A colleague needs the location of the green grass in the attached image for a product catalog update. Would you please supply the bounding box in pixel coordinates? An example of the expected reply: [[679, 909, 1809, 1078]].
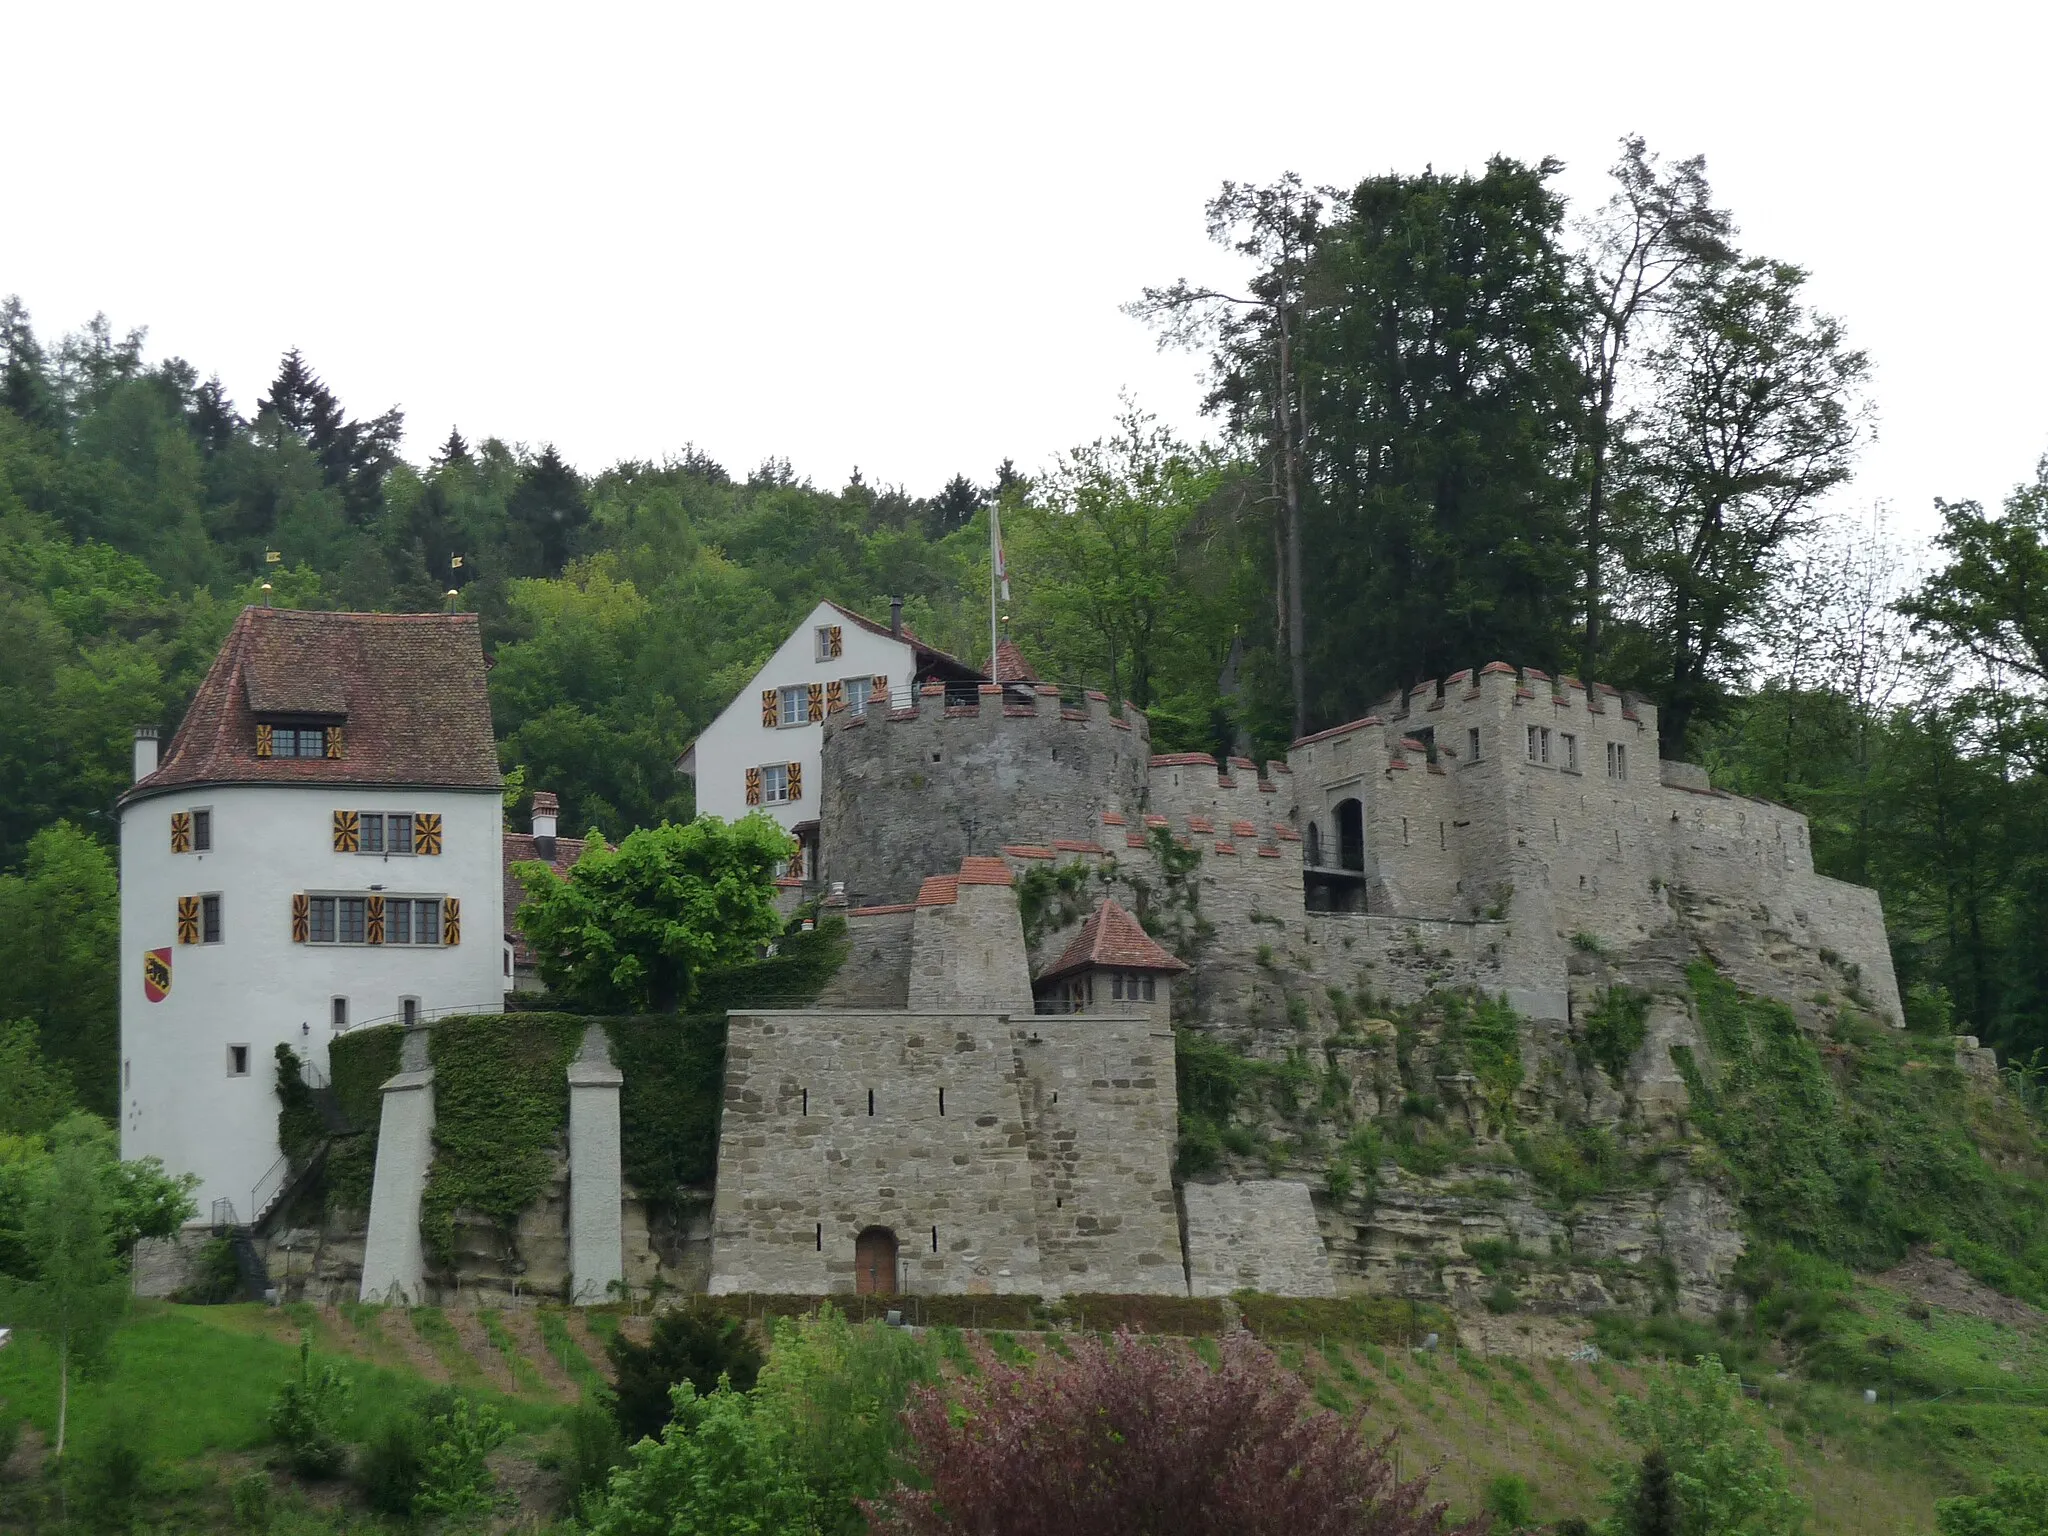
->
[[480, 1307, 552, 1395], [537, 1306, 607, 1393], [0, 1302, 566, 1467]]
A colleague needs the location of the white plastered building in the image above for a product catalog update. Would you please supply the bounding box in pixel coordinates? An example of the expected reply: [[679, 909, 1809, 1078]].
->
[[677, 599, 983, 883], [119, 607, 505, 1225]]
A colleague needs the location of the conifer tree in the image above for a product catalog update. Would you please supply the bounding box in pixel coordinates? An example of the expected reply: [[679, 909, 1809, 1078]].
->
[[506, 443, 588, 576]]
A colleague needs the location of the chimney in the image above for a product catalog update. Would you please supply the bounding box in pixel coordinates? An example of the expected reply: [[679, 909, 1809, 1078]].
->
[[889, 596, 904, 638], [531, 791, 559, 860], [133, 726, 160, 784]]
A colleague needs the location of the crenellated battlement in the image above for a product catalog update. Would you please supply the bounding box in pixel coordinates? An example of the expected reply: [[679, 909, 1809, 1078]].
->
[[832, 680, 1152, 739]]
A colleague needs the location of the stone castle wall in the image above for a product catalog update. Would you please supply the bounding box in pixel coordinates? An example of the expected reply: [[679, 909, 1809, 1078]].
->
[[707, 1009, 1185, 1297], [820, 684, 1152, 907]]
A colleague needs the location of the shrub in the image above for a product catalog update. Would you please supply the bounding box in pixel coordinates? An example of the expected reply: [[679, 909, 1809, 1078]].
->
[[1484, 1281, 1521, 1315], [1603, 1356, 1803, 1536], [867, 1330, 1480, 1536], [1580, 986, 1650, 1086], [565, 1397, 626, 1502], [229, 1470, 272, 1530], [267, 1336, 352, 1479], [1485, 1473, 1534, 1529], [609, 1306, 765, 1444], [65, 1409, 152, 1529], [586, 1382, 819, 1535], [356, 1410, 428, 1515], [356, 1389, 512, 1519], [174, 1236, 241, 1304], [753, 1308, 939, 1534], [1936, 1473, 2048, 1536], [415, 1394, 513, 1520]]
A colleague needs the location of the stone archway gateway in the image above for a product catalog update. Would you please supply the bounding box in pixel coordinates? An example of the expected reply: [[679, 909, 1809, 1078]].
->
[[855, 1226, 899, 1295]]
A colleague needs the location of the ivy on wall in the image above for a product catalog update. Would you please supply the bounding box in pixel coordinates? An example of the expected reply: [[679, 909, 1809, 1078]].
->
[[605, 1013, 727, 1202], [420, 1012, 587, 1270], [609, 917, 850, 1210], [321, 919, 850, 1250], [325, 1024, 405, 1212]]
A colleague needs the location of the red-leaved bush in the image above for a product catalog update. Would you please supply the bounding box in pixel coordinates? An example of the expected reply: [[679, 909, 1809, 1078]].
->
[[863, 1329, 1486, 1536]]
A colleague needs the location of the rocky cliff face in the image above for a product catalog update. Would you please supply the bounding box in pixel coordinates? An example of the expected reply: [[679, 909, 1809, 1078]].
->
[[1137, 898, 1892, 1321]]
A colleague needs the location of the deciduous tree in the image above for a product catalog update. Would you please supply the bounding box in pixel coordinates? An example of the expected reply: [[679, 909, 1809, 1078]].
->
[[512, 815, 791, 1010], [867, 1329, 1475, 1536]]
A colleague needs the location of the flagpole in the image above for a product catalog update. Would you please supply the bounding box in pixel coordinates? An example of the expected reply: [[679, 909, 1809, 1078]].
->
[[989, 504, 1001, 682]]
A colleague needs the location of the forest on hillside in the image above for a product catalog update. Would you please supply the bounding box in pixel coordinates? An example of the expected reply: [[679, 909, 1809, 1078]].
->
[[6, 137, 2048, 1106]]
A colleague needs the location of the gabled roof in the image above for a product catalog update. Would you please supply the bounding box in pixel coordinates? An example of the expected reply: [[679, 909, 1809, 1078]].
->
[[1036, 898, 1189, 985], [123, 607, 501, 805], [822, 600, 983, 681]]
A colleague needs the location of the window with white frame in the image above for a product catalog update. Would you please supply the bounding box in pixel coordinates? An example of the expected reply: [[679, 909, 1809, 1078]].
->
[[760, 762, 791, 804], [227, 1044, 251, 1076], [1607, 741, 1628, 781], [815, 625, 843, 661], [1110, 972, 1158, 1002], [843, 676, 873, 716], [331, 997, 348, 1029], [201, 893, 222, 944], [193, 808, 212, 851], [777, 686, 807, 727], [1561, 733, 1578, 772], [1467, 727, 1481, 761], [1526, 725, 1552, 764]]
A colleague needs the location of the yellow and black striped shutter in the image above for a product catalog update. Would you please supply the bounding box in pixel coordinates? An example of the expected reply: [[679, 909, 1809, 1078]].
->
[[873, 674, 888, 696], [414, 813, 443, 856], [332, 809, 359, 853], [761, 689, 778, 727], [291, 893, 310, 943], [176, 896, 200, 945], [786, 761, 803, 801], [325, 725, 344, 759], [255, 723, 273, 758], [744, 766, 763, 806], [825, 680, 845, 714], [442, 895, 461, 946], [366, 895, 385, 945], [170, 812, 192, 853], [806, 682, 824, 723], [827, 624, 843, 658]]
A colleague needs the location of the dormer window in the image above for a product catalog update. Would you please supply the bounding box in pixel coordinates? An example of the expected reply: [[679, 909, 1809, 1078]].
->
[[258, 722, 341, 759]]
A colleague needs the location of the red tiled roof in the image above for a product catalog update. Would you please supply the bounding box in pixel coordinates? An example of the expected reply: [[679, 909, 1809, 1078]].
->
[[504, 829, 596, 963], [917, 874, 959, 907], [991, 637, 1039, 684], [1037, 898, 1189, 984], [851, 903, 917, 916], [124, 607, 500, 805], [958, 855, 1014, 886], [1151, 753, 1219, 768], [1001, 844, 1056, 859]]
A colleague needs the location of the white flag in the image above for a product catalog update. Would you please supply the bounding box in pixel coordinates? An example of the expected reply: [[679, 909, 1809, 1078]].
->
[[992, 505, 1010, 602]]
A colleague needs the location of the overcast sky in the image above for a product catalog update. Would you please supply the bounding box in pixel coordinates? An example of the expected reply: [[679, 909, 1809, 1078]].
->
[[9, 3, 2044, 546]]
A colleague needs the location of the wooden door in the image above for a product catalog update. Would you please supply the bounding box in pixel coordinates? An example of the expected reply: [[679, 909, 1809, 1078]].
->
[[854, 1227, 898, 1296]]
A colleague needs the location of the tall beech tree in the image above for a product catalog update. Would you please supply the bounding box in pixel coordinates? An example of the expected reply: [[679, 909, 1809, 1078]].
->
[[1573, 136, 1734, 674], [1616, 253, 1869, 755]]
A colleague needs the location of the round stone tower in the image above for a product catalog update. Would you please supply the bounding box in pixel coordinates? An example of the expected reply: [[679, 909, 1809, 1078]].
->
[[820, 682, 1151, 906]]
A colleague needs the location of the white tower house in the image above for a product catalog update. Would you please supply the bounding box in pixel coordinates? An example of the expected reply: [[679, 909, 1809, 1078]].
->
[[118, 607, 505, 1224]]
